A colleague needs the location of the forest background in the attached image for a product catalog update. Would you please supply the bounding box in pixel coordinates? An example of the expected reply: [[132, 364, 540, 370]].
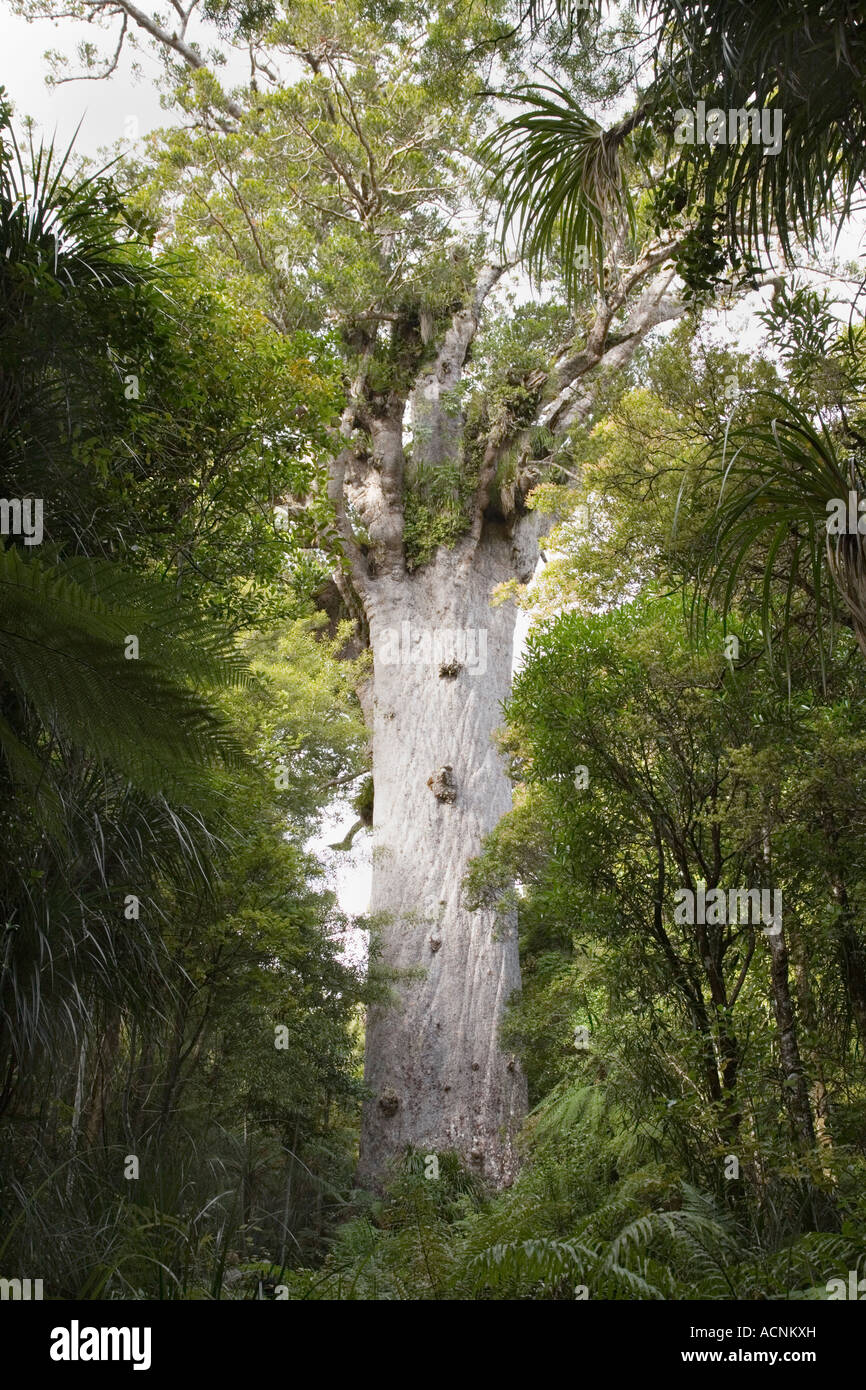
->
[[1, 0, 866, 1300]]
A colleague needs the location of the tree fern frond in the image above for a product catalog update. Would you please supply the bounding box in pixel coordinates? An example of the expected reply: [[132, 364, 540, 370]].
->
[[0, 546, 249, 803]]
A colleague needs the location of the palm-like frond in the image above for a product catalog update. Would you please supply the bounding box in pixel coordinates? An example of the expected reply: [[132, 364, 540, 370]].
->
[[480, 81, 637, 294], [0, 113, 258, 1097], [462, 1179, 738, 1298], [0, 548, 251, 1075], [0, 547, 248, 804], [464, 1236, 599, 1294], [683, 390, 864, 672], [489, 1, 866, 285], [651, 0, 866, 263], [0, 120, 151, 292]]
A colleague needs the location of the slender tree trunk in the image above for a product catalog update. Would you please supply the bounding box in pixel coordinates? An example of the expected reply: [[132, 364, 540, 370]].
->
[[67, 1035, 88, 1195], [357, 527, 536, 1186], [762, 830, 815, 1147], [819, 810, 866, 1049], [84, 1012, 121, 1148], [765, 927, 816, 1146], [829, 873, 866, 1050], [788, 918, 833, 1173]]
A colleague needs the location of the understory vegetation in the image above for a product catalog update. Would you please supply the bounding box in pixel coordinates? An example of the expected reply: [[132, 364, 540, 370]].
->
[[2, 0, 866, 1300]]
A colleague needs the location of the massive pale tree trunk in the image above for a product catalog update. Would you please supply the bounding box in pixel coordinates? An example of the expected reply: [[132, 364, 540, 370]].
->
[[357, 526, 540, 1185], [326, 252, 688, 1185]]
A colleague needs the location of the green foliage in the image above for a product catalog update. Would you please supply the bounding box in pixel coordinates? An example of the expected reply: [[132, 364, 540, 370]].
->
[[682, 286, 866, 676], [481, 79, 637, 296], [402, 458, 478, 569], [488, 0, 866, 291], [650, 0, 866, 265], [685, 391, 856, 677], [262, 1137, 866, 1299], [0, 114, 370, 1296], [5, 1, 866, 1307]]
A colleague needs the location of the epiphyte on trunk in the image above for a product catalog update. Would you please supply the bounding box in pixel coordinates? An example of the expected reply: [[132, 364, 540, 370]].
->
[[427, 765, 457, 802]]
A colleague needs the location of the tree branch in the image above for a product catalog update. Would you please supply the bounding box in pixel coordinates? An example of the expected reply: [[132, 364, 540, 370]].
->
[[65, 0, 245, 121]]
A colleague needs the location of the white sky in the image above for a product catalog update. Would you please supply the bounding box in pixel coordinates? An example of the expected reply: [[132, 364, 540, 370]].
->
[[0, 7, 178, 154]]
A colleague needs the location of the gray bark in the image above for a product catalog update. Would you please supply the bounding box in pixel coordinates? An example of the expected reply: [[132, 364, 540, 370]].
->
[[357, 521, 540, 1185], [340, 253, 688, 1188]]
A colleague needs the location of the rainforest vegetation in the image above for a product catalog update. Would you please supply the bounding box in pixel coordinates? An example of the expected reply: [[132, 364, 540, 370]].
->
[[2, 0, 866, 1300]]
